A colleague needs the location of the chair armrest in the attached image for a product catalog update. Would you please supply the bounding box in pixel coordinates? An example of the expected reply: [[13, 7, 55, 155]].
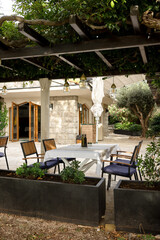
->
[[110, 154, 132, 159], [102, 159, 131, 166], [117, 150, 133, 154], [22, 156, 44, 160]]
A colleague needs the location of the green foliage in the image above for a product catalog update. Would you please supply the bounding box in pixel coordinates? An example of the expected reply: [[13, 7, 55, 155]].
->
[[147, 114, 160, 138], [116, 82, 155, 136], [0, 102, 8, 136], [16, 163, 46, 179], [108, 104, 138, 124], [114, 122, 142, 132], [60, 160, 85, 184], [138, 140, 160, 185]]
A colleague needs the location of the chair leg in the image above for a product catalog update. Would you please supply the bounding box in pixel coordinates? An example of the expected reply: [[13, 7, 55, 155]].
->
[[107, 174, 111, 190], [4, 153, 9, 170], [134, 171, 138, 180], [139, 170, 142, 181]]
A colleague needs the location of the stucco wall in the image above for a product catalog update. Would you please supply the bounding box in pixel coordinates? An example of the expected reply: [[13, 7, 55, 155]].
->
[[49, 96, 79, 145]]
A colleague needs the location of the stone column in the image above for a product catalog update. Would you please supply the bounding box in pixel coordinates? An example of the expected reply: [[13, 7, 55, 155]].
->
[[39, 78, 51, 153]]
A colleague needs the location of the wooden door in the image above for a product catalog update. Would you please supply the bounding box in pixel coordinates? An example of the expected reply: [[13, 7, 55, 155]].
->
[[9, 102, 19, 141]]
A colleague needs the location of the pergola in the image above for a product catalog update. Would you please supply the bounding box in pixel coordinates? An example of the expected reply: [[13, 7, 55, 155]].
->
[[0, 5, 160, 143], [0, 6, 160, 84]]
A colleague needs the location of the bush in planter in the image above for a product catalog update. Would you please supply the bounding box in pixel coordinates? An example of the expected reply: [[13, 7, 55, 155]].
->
[[60, 160, 85, 184], [138, 140, 160, 185], [16, 163, 46, 179]]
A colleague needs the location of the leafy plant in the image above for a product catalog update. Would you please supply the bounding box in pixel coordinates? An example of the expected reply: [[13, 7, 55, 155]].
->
[[146, 113, 160, 138], [114, 122, 142, 132], [138, 140, 160, 185], [60, 160, 85, 184], [16, 163, 46, 179], [0, 101, 8, 136]]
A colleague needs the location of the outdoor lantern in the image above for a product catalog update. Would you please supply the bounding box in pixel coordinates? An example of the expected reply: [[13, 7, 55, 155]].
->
[[79, 74, 87, 89], [63, 78, 70, 92], [110, 77, 117, 99], [2, 85, 7, 95]]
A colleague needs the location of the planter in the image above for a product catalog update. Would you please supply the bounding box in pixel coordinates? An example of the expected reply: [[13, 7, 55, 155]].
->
[[114, 180, 160, 234], [0, 170, 106, 226], [114, 129, 141, 136]]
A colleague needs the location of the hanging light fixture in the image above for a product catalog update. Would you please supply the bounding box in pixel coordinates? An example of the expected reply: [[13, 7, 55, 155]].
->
[[63, 78, 70, 92], [2, 85, 7, 95], [110, 76, 117, 99], [79, 74, 87, 89]]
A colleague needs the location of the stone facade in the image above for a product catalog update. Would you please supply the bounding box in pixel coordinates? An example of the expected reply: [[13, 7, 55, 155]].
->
[[49, 96, 79, 145], [103, 108, 109, 137]]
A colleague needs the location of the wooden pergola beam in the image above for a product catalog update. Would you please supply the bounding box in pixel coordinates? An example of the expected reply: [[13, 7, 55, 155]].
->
[[1, 35, 160, 60], [57, 55, 83, 71], [69, 15, 113, 69], [0, 64, 13, 71], [19, 22, 82, 72], [21, 58, 52, 72], [130, 5, 147, 64], [18, 22, 50, 47], [0, 41, 9, 50]]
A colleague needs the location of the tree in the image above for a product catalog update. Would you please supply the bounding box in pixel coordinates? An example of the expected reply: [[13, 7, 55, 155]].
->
[[116, 82, 155, 137], [0, 101, 8, 136]]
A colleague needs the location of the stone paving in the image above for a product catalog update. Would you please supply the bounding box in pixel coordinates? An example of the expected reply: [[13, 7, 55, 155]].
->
[[0, 133, 152, 225]]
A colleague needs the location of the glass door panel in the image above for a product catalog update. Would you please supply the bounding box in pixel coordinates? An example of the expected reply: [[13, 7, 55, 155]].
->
[[11, 102, 19, 141]]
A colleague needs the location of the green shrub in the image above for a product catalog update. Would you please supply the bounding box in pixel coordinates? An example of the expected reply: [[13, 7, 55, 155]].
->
[[114, 122, 141, 132], [60, 160, 85, 184], [16, 163, 46, 179], [138, 140, 160, 185], [0, 102, 8, 136], [147, 114, 160, 137]]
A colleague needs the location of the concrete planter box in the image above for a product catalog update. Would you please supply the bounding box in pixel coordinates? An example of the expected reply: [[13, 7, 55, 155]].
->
[[0, 170, 106, 226], [114, 180, 160, 234]]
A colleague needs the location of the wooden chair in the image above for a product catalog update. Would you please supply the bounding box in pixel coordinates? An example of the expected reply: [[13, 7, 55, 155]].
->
[[102, 145, 139, 190], [20, 140, 60, 172], [0, 136, 9, 170], [42, 138, 75, 171], [112, 140, 143, 181]]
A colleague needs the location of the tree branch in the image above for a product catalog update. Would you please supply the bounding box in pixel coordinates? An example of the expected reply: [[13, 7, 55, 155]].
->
[[0, 15, 69, 27], [0, 36, 29, 48]]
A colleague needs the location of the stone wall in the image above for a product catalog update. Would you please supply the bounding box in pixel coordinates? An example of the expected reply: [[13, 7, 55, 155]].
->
[[49, 96, 79, 145]]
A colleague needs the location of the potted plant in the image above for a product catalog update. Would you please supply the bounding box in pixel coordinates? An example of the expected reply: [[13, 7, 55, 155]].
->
[[0, 161, 106, 226], [114, 140, 160, 234]]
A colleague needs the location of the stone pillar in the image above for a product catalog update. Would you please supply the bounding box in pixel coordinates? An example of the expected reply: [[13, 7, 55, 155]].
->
[[39, 78, 51, 153], [103, 109, 109, 137]]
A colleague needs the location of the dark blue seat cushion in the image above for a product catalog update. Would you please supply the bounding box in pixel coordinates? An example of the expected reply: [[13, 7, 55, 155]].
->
[[0, 152, 4, 157], [102, 164, 136, 177], [29, 158, 59, 169]]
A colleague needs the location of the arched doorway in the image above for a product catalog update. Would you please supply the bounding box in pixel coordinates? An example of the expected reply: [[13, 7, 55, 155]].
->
[[9, 101, 41, 142]]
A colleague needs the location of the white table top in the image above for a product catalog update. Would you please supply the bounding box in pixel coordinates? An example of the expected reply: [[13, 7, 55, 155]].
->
[[44, 144, 119, 160], [44, 143, 119, 176]]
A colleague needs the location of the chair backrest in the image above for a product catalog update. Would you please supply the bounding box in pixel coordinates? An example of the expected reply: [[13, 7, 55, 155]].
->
[[42, 138, 56, 152], [130, 145, 138, 166], [0, 136, 8, 148], [20, 140, 38, 159], [137, 140, 143, 156]]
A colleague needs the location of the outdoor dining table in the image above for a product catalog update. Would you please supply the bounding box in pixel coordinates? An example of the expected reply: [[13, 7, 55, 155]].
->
[[44, 143, 119, 177]]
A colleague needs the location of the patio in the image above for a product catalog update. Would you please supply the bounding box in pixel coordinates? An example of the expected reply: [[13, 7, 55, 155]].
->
[[0, 133, 151, 225]]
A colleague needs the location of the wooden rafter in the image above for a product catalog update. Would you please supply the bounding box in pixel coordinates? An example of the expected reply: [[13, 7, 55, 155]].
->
[[69, 15, 113, 69], [0, 41, 9, 50], [1, 35, 160, 60], [57, 55, 83, 71], [18, 22, 82, 72], [18, 22, 50, 46], [21, 58, 52, 72], [130, 5, 147, 64]]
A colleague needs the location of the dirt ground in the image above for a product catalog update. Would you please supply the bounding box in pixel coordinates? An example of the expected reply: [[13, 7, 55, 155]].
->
[[0, 213, 156, 240]]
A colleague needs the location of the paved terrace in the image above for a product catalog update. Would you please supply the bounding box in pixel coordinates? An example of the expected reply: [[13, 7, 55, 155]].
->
[[0, 133, 152, 225]]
